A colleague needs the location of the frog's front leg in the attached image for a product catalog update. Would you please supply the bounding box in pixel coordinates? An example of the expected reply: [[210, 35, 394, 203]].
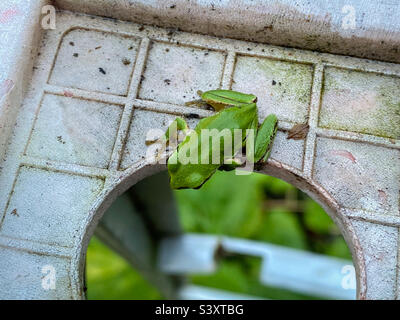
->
[[253, 114, 278, 163], [145, 117, 190, 163], [164, 117, 190, 144], [146, 117, 189, 146]]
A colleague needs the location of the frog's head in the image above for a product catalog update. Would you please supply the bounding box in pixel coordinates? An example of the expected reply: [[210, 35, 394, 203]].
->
[[201, 89, 257, 112]]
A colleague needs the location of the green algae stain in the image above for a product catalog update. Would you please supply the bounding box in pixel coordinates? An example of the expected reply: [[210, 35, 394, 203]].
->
[[375, 83, 400, 139], [254, 57, 313, 103], [235, 56, 313, 122], [320, 67, 400, 140]]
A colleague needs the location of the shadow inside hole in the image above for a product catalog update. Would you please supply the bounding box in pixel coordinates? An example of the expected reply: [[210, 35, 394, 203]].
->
[[85, 170, 356, 300]]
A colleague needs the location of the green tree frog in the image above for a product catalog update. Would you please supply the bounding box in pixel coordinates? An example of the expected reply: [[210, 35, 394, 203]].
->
[[152, 89, 278, 189]]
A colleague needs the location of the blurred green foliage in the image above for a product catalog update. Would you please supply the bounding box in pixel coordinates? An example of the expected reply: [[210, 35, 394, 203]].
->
[[86, 236, 162, 300], [175, 170, 351, 260], [86, 171, 352, 299], [176, 170, 266, 238]]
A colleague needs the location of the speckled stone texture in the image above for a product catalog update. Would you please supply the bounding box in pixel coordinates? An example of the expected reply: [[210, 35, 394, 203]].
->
[[0, 1, 399, 299]]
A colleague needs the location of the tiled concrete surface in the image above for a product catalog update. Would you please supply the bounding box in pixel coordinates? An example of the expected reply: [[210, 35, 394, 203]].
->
[[314, 138, 399, 215], [26, 94, 123, 168], [138, 42, 227, 105], [320, 67, 400, 139], [0, 247, 72, 299], [0, 4, 399, 299], [49, 29, 141, 96], [0, 0, 49, 164], [350, 220, 399, 300], [56, 0, 400, 64], [1, 166, 104, 247], [232, 56, 314, 123]]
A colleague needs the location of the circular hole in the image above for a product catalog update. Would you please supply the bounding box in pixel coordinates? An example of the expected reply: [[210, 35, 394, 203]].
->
[[86, 170, 356, 300]]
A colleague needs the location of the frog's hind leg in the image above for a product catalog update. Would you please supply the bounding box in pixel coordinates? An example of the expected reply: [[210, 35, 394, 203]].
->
[[254, 114, 278, 163], [220, 115, 258, 171]]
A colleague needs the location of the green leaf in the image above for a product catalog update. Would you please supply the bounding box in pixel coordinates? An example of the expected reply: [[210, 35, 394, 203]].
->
[[254, 208, 308, 250], [260, 175, 295, 196], [303, 199, 335, 234], [324, 237, 353, 260], [175, 171, 265, 238], [86, 237, 162, 300]]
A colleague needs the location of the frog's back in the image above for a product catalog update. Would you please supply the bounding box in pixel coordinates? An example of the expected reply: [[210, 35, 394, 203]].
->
[[168, 104, 257, 189], [195, 103, 256, 132]]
